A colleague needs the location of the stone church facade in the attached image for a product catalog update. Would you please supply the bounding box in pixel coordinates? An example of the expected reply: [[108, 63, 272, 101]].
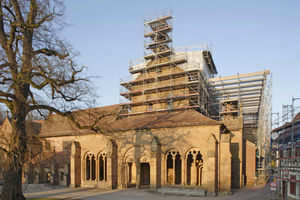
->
[[0, 9, 265, 196], [38, 106, 238, 195]]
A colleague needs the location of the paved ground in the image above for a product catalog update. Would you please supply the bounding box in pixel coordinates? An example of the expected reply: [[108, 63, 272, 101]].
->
[[0, 183, 282, 200]]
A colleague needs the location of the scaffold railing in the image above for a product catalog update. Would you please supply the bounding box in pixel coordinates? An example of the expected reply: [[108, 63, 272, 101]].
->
[[256, 73, 272, 170], [143, 8, 172, 25], [129, 57, 145, 68]]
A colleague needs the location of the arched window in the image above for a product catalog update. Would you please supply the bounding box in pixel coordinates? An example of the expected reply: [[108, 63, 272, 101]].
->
[[186, 150, 203, 186], [166, 150, 181, 185], [91, 155, 96, 180], [99, 152, 107, 181], [85, 153, 96, 181], [86, 154, 90, 180]]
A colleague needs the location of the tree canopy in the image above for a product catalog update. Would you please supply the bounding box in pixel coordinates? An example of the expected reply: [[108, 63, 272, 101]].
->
[[0, 0, 96, 199]]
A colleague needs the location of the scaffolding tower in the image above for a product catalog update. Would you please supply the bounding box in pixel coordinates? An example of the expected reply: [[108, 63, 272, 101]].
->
[[119, 8, 218, 118]]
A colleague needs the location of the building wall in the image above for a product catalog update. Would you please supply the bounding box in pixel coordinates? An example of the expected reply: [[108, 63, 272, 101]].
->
[[66, 124, 233, 194], [244, 140, 256, 185], [223, 116, 244, 189], [46, 136, 76, 152]]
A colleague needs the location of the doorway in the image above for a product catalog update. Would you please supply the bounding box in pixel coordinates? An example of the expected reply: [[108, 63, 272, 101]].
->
[[140, 163, 150, 186], [282, 181, 286, 198]]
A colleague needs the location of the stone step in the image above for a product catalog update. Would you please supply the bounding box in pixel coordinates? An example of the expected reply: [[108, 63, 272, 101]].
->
[[157, 187, 206, 197]]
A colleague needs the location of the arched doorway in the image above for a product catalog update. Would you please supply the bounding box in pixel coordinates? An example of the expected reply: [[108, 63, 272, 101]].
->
[[140, 163, 150, 186], [140, 156, 150, 186], [125, 155, 137, 187]]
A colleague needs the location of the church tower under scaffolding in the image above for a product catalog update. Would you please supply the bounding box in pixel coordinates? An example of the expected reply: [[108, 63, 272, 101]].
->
[[120, 9, 219, 118]]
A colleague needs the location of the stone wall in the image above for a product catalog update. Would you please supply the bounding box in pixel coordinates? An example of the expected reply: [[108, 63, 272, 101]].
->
[[244, 140, 256, 185], [66, 124, 233, 194]]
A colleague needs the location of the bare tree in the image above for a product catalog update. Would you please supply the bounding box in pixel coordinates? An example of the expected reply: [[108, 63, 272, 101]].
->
[[0, 0, 96, 199]]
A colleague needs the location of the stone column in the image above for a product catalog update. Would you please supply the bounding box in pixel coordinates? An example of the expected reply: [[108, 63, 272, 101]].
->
[[220, 133, 231, 194], [172, 156, 176, 185], [164, 157, 167, 185], [89, 156, 92, 180], [191, 162, 196, 186], [70, 141, 81, 188], [81, 159, 85, 181], [150, 136, 161, 190], [162, 157, 166, 185], [124, 163, 128, 187], [51, 163, 55, 185], [132, 162, 137, 183], [207, 134, 217, 195], [96, 156, 99, 181], [103, 156, 107, 181], [106, 153, 112, 188], [136, 161, 140, 189], [181, 157, 185, 186]]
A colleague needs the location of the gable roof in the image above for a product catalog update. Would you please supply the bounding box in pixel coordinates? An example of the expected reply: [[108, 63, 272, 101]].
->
[[272, 112, 300, 133], [0, 116, 43, 135], [40, 104, 221, 137]]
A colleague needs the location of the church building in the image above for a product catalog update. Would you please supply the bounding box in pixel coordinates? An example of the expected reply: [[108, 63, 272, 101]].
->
[[0, 9, 271, 197]]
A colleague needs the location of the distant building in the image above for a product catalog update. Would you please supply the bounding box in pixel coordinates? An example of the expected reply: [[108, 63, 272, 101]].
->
[[272, 113, 300, 199]]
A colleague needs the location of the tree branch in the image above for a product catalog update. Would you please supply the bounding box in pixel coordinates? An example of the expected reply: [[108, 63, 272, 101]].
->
[[27, 0, 37, 25], [29, 104, 97, 131], [0, 90, 15, 99], [2, 5, 17, 22], [0, 62, 9, 69], [11, 0, 24, 24], [34, 13, 55, 28], [0, 97, 12, 106], [34, 48, 69, 59], [0, 3, 8, 47], [0, 146, 8, 153]]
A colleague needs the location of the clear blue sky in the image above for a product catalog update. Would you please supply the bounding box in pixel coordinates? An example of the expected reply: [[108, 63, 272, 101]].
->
[[63, 0, 300, 119]]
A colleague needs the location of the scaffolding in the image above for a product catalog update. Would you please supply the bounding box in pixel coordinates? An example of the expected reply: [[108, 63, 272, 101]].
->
[[119, 8, 218, 118], [208, 70, 272, 172], [208, 70, 271, 125], [119, 7, 273, 184]]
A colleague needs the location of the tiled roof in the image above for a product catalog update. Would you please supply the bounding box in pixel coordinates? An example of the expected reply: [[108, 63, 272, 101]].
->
[[272, 112, 300, 133], [293, 112, 300, 122], [40, 104, 221, 137]]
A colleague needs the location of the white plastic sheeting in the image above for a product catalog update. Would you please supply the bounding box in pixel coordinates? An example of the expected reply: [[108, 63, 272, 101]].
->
[[130, 51, 214, 81]]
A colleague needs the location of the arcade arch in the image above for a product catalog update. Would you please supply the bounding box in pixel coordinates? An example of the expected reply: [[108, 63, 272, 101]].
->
[[186, 148, 203, 186]]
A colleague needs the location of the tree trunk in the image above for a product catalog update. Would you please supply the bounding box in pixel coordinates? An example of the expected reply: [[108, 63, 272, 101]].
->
[[1, 166, 26, 200], [1, 110, 27, 200]]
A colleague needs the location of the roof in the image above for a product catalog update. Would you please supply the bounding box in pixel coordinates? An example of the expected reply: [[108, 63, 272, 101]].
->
[[293, 113, 300, 122], [40, 104, 221, 137], [272, 113, 300, 143], [272, 112, 300, 133], [0, 116, 43, 135]]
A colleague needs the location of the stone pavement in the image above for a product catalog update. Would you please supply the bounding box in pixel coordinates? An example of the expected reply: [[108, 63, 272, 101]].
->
[[0, 183, 282, 200]]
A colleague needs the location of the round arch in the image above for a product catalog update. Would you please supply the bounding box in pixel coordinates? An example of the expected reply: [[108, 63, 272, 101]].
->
[[122, 146, 137, 163], [83, 151, 96, 181]]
